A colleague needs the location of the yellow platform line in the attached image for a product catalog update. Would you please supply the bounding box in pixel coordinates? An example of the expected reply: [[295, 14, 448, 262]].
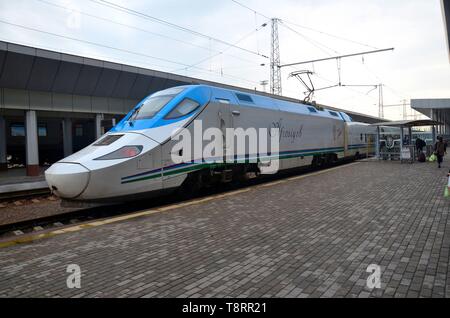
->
[[0, 162, 359, 249]]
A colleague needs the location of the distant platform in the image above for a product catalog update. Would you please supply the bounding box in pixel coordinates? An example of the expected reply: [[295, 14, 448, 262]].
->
[[0, 158, 449, 298], [0, 168, 48, 199]]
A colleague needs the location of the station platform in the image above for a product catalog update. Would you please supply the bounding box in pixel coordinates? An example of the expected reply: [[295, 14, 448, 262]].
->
[[0, 158, 449, 298], [0, 168, 48, 199]]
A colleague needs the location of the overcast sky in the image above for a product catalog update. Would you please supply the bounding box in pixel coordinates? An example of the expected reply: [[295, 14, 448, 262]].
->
[[0, 0, 448, 119]]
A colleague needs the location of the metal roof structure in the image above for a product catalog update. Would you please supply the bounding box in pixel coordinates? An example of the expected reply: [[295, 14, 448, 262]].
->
[[371, 119, 443, 127], [411, 98, 450, 118], [0, 40, 383, 123], [411, 99, 450, 136], [0, 41, 199, 99]]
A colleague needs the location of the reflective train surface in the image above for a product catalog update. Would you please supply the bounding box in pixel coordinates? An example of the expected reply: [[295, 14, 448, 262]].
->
[[45, 85, 379, 203]]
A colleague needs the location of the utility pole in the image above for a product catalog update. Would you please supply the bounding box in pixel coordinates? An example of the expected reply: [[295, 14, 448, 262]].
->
[[270, 18, 282, 95]]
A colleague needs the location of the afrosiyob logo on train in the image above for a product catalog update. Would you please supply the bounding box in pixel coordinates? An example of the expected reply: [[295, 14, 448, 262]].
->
[[270, 118, 304, 143]]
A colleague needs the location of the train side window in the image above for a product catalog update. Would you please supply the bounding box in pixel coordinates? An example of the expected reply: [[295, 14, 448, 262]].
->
[[329, 111, 339, 117], [216, 98, 230, 104], [235, 93, 254, 103], [165, 98, 200, 119], [360, 133, 363, 141], [307, 107, 317, 113]]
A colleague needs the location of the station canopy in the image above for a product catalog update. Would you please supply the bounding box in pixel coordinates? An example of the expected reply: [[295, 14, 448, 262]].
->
[[370, 119, 443, 127]]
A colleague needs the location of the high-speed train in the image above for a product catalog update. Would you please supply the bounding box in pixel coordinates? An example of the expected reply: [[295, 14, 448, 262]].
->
[[45, 84, 378, 203]]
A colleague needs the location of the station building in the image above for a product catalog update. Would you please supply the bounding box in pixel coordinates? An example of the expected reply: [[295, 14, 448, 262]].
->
[[0, 40, 383, 176], [409, 1, 450, 139], [411, 99, 450, 137]]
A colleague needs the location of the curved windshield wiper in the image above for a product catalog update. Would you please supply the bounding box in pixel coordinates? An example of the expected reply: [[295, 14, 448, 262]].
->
[[128, 105, 143, 126]]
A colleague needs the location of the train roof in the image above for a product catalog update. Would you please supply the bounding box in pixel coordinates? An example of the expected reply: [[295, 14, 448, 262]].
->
[[188, 84, 354, 122]]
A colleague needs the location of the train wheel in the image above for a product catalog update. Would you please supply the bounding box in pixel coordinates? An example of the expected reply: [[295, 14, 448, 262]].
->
[[311, 155, 319, 168], [178, 172, 203, 199]]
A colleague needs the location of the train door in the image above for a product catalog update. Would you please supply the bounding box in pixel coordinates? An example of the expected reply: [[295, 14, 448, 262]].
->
[[161, 130, 185, 189], [344, 123, 349, 157], [218, 101, 232, 162], [367, 133, 375, 156], [229, 102, 249, 162]]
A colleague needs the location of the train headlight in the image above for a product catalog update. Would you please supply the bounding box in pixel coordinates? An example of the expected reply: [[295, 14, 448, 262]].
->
[[94, 146, 143, 160]]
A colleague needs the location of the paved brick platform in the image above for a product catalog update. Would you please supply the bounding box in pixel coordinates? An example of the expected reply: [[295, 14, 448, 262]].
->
[[0, 159, 449, 298]]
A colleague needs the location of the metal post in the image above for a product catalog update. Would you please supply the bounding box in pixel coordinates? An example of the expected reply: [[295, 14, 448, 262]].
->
[[25, 110, 39, 176], [408, 126, 413, 161], [366, 135, 369, 158], [400, 126, 404, 162], [376, 125, 380, 159], [378, 84, 384, 119], [112, 118, 116, 127], [445, 111, 448, 136], [432, 125, 436, 145], [0, 116, 7, 170], [408, 127, 412, 145], [62, 118, 73, 158], [95, 113, 104, 140], [439, 110, 442, 135]]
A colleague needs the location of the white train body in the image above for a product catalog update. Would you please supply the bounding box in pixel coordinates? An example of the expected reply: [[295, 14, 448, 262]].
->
[[45, 85, 377, 202]]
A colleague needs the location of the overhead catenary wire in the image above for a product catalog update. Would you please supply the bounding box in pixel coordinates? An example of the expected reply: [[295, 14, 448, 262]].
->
[[88, 0, 269, 59], [281, 19, 380, 50], [227, 0, 409, 112], [279, 22, 340, 56], [7, 0, 409, 111], [230, 0, 271, 19], [228, 0, 400, 107], [0, 19, 261, 86], [280, 19, 412, 103], [34, 0, 260, 66], [172, 22, 269, 73], [229, 0, 380, 50], [0, 36, 176, 71]]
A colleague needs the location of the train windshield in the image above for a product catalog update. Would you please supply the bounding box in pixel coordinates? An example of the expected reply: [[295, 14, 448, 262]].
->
[[130, 87, 186, 121]]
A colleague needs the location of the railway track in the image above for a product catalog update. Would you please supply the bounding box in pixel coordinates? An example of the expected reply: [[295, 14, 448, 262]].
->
[[0, 187, 51, 202], [0, 159, 357, 240]]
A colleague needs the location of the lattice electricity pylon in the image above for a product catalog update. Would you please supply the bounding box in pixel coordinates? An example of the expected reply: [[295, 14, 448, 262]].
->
[[270, 18, 282, 95]]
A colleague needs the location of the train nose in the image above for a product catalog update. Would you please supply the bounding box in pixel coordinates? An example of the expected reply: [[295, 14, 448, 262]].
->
[[45, 163, 90, 199]]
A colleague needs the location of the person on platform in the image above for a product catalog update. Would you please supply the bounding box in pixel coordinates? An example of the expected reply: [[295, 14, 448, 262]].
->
[[416, 137, 426, 162], [415, 137, 426, 152], [434, 136, 446, 168]]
